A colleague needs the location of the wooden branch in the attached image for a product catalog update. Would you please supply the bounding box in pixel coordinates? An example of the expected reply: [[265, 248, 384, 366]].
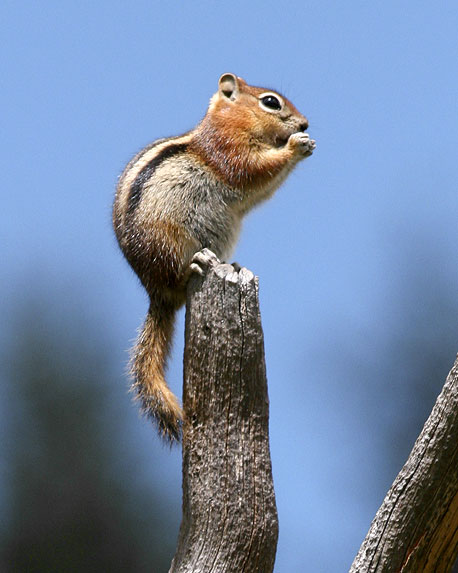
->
[[170, 257, 278, 573], [350, 355, 458, 572]]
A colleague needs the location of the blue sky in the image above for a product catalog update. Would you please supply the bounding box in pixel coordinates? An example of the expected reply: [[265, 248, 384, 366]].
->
[[2, 2, 458, 571]]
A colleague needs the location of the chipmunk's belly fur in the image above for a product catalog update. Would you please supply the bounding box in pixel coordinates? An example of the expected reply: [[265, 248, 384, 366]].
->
[[115, 148, 242, 299], [143, 155, 241, 258]]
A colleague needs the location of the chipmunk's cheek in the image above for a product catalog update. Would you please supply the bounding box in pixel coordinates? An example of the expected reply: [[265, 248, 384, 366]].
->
[[274, 131, 291, 148]]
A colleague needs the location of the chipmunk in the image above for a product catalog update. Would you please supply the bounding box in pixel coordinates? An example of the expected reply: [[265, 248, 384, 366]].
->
[[113, 73, 315, 442]]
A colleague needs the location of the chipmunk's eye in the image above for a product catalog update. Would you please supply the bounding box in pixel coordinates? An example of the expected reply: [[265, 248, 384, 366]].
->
[[260, 95, 281, 110]]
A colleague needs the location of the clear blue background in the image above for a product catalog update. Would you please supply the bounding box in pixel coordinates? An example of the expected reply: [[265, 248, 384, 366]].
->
[[2, 2, 458, 571]]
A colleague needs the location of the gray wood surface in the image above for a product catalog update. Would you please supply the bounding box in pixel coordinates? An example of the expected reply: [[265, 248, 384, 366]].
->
[[170, 257, 278, 573]]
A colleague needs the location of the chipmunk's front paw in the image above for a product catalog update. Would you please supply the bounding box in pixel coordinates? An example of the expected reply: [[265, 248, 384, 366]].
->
[[189, 248, 221, 276], [288, 132, 316, 157]]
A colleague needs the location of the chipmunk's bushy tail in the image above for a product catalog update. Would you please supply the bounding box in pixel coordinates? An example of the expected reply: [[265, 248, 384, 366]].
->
[[131, 300, 182, 442]]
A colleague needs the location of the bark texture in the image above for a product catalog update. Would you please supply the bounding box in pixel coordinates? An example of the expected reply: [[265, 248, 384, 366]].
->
[[350, 355, 458, 572], [170, 260, 278, 573]]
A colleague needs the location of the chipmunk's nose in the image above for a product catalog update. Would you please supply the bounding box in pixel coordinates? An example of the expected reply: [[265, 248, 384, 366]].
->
[[299, 119, 309, 131]]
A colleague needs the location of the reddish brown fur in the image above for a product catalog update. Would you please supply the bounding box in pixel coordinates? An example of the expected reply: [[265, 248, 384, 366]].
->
[[190, 77, 307, 189], [132, 300, 181, 440], [119, 215, 196, 296]]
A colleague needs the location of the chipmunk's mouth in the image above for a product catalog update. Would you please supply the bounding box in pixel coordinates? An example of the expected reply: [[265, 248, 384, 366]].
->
[[275, 135, 289, 148], [275, 120, 309, 147]]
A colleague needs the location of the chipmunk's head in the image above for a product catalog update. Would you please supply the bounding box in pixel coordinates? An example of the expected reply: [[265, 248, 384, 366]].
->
[[209, 73, 309, 148]]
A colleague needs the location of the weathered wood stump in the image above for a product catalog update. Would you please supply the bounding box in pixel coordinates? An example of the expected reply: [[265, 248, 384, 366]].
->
[[170, 255, 278, 573]]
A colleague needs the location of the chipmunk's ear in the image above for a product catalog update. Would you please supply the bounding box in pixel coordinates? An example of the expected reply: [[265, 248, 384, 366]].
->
[[218, 73, 240, 101]]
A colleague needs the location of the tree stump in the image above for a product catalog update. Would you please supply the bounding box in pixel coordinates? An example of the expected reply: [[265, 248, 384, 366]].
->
[[170, 254, 278, 573]]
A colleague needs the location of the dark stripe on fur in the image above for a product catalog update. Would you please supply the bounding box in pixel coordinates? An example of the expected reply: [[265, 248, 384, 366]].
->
[[127, 142, 188, 214]]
